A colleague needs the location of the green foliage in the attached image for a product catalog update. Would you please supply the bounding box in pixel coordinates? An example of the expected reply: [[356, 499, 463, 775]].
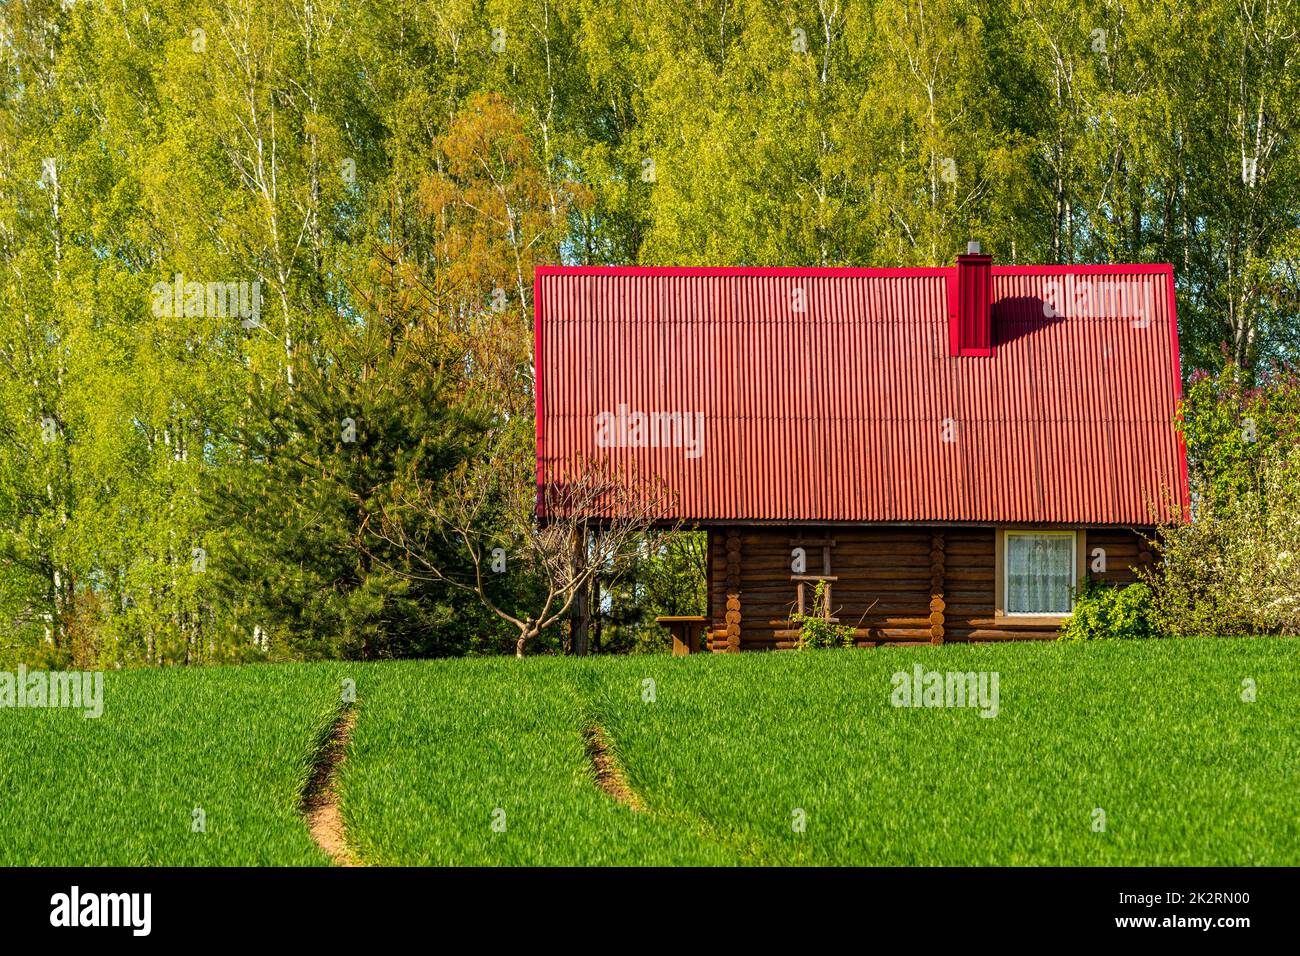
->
[[1148, 361, 1300, 637], [1179, 360, 1300, 504], [1, 1, 1298, 664], [1059, 580, 1158, 641], [598, 532, 707, 654], [208, 306, 498, 661], [791, 581, 857, 650], [1146, 452, 1300, 637]]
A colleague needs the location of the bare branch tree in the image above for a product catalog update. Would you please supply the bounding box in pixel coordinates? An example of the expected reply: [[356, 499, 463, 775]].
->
[[370, 445, 674, 657]]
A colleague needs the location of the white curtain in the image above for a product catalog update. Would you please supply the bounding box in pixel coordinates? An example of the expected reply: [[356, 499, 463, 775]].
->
[[1006, 534, 1074, 614]]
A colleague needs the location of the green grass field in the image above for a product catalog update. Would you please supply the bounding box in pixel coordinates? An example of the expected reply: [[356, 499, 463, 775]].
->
[[337, 658, 728, 864], [1, 638, 1296, 865], [0, 663, 349, 865]]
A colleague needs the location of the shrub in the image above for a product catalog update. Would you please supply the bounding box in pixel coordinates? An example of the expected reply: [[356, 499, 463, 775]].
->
[[1060, 581, 1159, 641], [1145, 449, 1300, 637], [1145, 361, 1300, 637], [791, 582, 857, 650]]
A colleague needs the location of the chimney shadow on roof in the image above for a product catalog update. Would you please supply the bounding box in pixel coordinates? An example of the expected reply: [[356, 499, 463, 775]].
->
[[993, 296, 1065, 348]]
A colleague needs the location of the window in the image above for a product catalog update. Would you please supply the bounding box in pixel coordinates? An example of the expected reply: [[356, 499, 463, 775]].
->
[[1004, 531, 1076, 616]]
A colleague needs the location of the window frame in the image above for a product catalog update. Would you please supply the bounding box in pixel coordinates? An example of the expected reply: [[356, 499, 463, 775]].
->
[[994, 529, 1084, 624]]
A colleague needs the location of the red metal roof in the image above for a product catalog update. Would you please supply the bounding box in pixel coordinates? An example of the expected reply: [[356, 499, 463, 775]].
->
[[535, 265, 1189, 525]]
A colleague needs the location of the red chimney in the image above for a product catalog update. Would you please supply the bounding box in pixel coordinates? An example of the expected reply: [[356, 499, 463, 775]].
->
[[950, 241, 993, 357]]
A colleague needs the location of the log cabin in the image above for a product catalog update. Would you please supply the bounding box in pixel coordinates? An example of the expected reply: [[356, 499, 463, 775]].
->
[[534, 247, 1189, 651]]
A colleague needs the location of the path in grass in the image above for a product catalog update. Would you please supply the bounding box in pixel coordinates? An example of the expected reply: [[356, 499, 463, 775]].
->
[[5, 637, 1296, 866], [336, 637, 1300, 865], [0, 654, 728, 866], [301, 705, 362, 866], [582, 725, 645, 811], [0, 662, 352, 866], [335, 657, 737, 865]]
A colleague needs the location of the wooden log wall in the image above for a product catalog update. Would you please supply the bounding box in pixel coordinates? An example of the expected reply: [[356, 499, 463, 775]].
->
[[708, 529, 745, 652], [944, 528, 1031, 642], [929, 532, 945, 644], [706, 526, 1153, 651], [1085, 528, 1155, 585]]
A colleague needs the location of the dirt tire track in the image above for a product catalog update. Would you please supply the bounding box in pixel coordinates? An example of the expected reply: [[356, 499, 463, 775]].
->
[[583, 720, 767, 864], [302, 707, 362, 867], [584, 726, 646, 812]]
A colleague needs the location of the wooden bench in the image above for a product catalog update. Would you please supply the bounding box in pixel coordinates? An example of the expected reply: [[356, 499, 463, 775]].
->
[[654, 615, 709, 655]]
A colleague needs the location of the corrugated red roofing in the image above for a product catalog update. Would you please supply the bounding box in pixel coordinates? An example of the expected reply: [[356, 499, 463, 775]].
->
[[535, 265, 1189, 525]]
